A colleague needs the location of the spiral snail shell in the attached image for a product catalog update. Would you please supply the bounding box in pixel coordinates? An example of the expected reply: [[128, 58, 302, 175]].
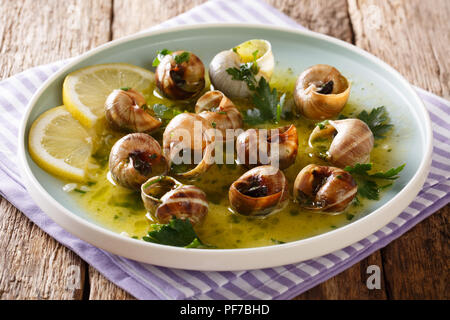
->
[[309, 119, 374, 168], [109, 133, 168, 189], [209, 39, 274, 99], [294, 64, 350, 120], [105, 88, 162, 133], [155, 51, 205, 100], [141, 176, 208, 225], [236, 125, 298, 169], [229, 165, 288, 217], [195, 90, 243, 140], [163, 113, 216, 178], [293, 164, 357, 213]]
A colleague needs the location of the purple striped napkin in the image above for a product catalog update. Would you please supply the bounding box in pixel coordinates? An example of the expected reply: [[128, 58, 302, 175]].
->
[[0, 0, 448, 300]]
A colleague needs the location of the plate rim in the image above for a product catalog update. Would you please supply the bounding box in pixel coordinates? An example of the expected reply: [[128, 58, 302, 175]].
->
[[18, 23, 433, 271]]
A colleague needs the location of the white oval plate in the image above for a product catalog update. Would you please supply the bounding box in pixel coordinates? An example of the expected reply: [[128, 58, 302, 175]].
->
[[18, 24, 432, 271]]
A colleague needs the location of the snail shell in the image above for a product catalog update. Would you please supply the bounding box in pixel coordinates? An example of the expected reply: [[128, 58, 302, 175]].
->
[[163, 113, 216, 178], [309, 119, 374, 167], [209, 39, 274, 99], [229, 165, 288, 216], [155, 51, 205, 100], [141, 176, 208, 225], [294, 64, 350, 120], [105, 89, 161, 133], [195, 90, 243, 140], [293, 164, 357, 213], [109, 133, 168, 189], [236, 125, 298, 169]]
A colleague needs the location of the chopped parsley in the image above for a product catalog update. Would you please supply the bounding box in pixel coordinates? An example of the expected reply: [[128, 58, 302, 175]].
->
[[152, 103, 182, 122], [142, 217, 211, 248], [226, 63, 258, 91], [316, 120, 330, 130], [152, 49, 172, 67], [174, 51, 191, 64], [357, 106, 393, 139], [345, 163, 406, 200], [226, 51, 285, 125], [120, 87, 131, 91]]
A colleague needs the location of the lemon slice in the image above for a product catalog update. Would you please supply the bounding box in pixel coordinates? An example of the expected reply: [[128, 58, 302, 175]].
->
[[62, 63, 154, 128], [28, 106, 93, 181]]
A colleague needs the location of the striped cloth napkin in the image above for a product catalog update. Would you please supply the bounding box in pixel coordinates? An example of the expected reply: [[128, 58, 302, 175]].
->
[[0, 0, 449, 300]]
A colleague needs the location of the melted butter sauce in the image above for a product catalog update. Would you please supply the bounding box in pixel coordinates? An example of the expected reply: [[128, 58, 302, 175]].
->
[[71, 68, 401, 249]]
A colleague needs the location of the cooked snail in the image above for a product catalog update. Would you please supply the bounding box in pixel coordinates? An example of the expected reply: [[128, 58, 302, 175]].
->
[[155, 50, 205, 100], [109, 133, 168, 189], [229, 165, 288, 216], [236, 125, 298, 169], [141, 176, 208, 225], [163, 113, 216, 178], [294, 64, 350, 120], [293, 164, 357, 213], [105, 88, 162, 133], [195, 90, 243, 140], [309, 119, 374, 167], [209, 39, 274, 99]]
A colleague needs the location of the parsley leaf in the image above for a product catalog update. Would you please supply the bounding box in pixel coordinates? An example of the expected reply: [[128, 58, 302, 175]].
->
[[152, 49, 172, 67], [345, 163, 405, 200], [316, 120, 330, 130], [357, 106, 393, 139], [174, 51, 190, 64], [152, 103, 182, 122], [142, 217, 205, 248], [252, 77, 278, 120], [226, 63, 258, 90]]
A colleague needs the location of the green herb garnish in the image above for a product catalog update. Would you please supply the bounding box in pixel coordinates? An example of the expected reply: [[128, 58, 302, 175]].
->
[[226, 63, 258, 91], [245, 77, 280, 124], [345, 163, 405, 200], [316, 120, 330, 130], [174, 51, 190, 64], [142, 217, 211, 248], [120, 87, 131, 91], [152, 49, 172, 67], [357, 106, 393, 139], [152, 103, 182, 121], [74, 188, 86, 194]]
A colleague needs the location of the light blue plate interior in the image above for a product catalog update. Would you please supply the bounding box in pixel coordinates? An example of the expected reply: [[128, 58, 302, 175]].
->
[[23, 25, 427, 229]]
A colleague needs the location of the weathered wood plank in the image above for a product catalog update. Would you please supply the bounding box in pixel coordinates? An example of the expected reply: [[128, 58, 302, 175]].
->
[[348, 0, 450, 299], [111, 0, 208, 39], [0, 198, 86, 299], [267, 0, 354, 42], [0, 0, 112, 299]]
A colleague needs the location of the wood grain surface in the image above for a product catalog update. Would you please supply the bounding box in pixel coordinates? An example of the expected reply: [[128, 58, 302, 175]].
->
[[0, 0, 448, 300]]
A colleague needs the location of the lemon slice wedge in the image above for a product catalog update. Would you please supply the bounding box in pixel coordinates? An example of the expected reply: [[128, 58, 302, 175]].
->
[[28, 106, 93, 181], [62, 63, 154, 128]]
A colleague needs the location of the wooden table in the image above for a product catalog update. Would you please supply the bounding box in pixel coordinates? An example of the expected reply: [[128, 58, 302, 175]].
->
[[0, 0, 448, 300]]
